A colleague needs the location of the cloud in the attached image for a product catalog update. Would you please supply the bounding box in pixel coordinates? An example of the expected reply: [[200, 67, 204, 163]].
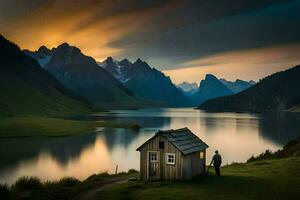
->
[[163, 44, 300, 84], [108, 0, 300, 69], [1, 0, 300, 83]]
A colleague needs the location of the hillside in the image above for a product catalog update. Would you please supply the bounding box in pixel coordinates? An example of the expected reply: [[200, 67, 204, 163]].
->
[[199, 65, 300, 112], [101, 57, 192, 107], [0, 35, 92, 117], [96, 157, 300, 200]]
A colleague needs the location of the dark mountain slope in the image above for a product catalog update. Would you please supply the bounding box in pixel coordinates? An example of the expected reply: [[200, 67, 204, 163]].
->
[[23, 46, 52, 67], [199, 65, 300, 112], [101, 58, 192, 107], [190, 74, 234, 105], [43, 44, 141, 108], [0, 35, 92, 116]]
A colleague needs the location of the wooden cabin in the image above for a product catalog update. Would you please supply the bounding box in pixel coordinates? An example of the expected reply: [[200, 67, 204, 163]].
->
[[136, 127, 209, 181]]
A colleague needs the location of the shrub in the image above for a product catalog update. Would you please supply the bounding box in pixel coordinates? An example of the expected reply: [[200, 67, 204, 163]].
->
[[247, 138, 300, 162], [11, 177, 43, 192], [128, 169, 138, 173], [0, 184, 10, 199], [58, 177, 80, 187], [11, 177, 44, 200]]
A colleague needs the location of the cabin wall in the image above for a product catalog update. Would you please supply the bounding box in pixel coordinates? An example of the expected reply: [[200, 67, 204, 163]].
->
[[182, 154, 192, 179], [139, 135, 183, 181], [182, 150, 206, 179]]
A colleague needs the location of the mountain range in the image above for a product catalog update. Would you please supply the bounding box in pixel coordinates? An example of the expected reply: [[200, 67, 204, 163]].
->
[[199, 65, 300, 112], [25, 44, 146, 108], [99, 57, 192, 107], [0, 35, 92, 116], [177, 75, 255, 106], [220, 79, 256, 93], [1, 34, 299, 113], [24, 43, 255, 108]]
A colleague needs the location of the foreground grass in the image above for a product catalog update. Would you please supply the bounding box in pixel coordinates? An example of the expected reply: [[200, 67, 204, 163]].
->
[[98, 157, 300, 200], [2, 157, 298, 200], [0, 117, 140, 137], [0, 170, 139, 200], [1, 141, 299, 200]]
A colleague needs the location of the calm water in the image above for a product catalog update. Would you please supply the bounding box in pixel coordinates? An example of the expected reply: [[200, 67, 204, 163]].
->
[[0, 108, 300, 184]]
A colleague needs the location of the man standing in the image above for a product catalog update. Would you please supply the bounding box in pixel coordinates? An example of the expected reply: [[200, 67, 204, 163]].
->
[[212, 150, 222, 176]]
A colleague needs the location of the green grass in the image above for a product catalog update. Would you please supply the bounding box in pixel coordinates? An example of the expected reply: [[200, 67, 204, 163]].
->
[[0, 72, 95, 117], [98, 157, 300, 200], [0, 117, 140, 137]]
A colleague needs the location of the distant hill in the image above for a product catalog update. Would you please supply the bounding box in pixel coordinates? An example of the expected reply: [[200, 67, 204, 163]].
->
[[189, 74, 234, 105], [199, 65, 300, 112], [0, 35, 92, 116], [100, 57, 192, 107], [26, 45, 144, 109], [220, 79, 255, 93]]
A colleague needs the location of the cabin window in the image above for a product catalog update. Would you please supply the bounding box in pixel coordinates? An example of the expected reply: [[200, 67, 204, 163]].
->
[[165, 153, 175, 165], [149, 152, 158, 162], [159, 141, 164, 149], [199, 151, 204, 159]]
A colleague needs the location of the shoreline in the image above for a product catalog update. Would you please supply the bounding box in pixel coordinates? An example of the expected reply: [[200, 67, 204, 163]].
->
[[0, 116, 140, 138]]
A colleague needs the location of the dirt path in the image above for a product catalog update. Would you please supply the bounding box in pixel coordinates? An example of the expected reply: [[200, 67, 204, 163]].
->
[[75, 176, 129, 200]]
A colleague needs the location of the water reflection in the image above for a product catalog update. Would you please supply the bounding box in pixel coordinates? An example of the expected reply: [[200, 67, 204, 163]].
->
[[0, 108, 299, 184]]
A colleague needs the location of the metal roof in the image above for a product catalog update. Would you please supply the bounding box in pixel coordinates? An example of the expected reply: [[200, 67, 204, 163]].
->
[[137, 127, 209, 155]]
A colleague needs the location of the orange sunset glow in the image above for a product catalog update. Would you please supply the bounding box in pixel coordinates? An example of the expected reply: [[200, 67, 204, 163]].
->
[[1, 0, 300, 83]]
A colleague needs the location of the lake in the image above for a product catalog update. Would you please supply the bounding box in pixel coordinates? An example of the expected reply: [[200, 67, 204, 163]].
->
[[0, 108, 300, 184]]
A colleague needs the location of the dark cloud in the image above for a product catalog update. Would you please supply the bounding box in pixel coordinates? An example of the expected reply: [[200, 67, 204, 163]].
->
[[67, 0, 173, 34], [0, 0, 299, 72], [107, 0, 300, 69]]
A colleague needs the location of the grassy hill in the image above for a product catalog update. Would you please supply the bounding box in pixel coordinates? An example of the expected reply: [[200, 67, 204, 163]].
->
[[199, 65, 300, 112], [98, 157, 300, 200]]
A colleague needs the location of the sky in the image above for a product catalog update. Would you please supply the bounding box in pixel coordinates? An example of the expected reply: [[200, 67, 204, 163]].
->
[[1, 0, 300, 84]]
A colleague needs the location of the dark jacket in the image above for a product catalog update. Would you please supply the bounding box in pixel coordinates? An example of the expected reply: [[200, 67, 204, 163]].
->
[[213, 154, 222, 167]]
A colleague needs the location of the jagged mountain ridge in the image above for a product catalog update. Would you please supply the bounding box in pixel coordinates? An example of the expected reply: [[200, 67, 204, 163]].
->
[[220, 78, 255, 93], [190, 74, 234, 105], [100, 57, 192, 107], [178, 75, 256, 106], [24, 44, 143, 108]]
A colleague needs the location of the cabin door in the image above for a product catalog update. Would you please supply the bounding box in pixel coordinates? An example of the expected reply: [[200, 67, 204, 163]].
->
[[148, 151, 160, 180]]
